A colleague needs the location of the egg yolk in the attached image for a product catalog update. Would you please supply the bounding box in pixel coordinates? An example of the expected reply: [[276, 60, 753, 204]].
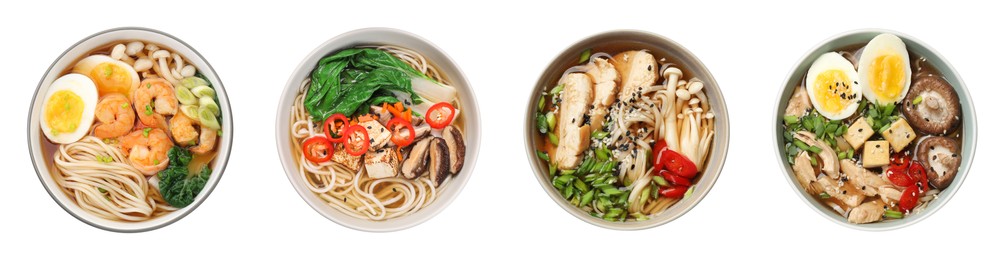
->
[[89, 62, 132, 96], [813, 69, 855, 114], [867, 54, 906, 102], [44, 90, 84, 135]]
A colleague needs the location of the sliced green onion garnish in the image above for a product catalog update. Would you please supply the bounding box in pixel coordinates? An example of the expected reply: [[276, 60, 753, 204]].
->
[[579, 49, 591, 63], [652, 176, 669, 186], [819, 192, 831, 199], [884, 209, 904, 219], [783, 115, 799, 125], [912, 95, 923, 105]]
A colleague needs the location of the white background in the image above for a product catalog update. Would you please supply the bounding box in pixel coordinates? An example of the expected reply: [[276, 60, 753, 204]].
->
[[1, 0, 1000, 259]]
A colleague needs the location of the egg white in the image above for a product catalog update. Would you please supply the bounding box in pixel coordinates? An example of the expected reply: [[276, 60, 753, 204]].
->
[[858, 33, 912, 105], [805, 52, 861, 120], [40, 74, 98, 144]]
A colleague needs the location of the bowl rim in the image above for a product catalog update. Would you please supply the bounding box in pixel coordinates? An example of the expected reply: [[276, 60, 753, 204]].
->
[[27, 26, 233, 233], [772, 28, 977, 231], [274, 27, 480, 232], [524, 29, 730, 230]]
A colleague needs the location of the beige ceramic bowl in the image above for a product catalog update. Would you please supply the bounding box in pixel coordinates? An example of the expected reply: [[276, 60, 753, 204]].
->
[[525, 30, 730, 230], [276, 28, 480, 232], [28, 27, 232, 232]]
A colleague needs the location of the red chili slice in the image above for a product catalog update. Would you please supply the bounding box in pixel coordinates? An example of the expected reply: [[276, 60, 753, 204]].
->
[[425, 102, 455, 129], [908, 161, 930, 193], [885, 167, 914, 187], [387, 118, 415, 147], [324, 113, 349, 143], [899, 184, 920, 212], [658, 185, 689, 199], [657, 148, 698, 179], [343, 125, 369, 156], [302, 136, 334, 164], [659, 170, 692, 187]]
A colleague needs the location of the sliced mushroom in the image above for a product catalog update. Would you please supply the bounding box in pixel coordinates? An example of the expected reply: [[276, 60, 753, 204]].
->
[[428, 137, 450, 187], [442, 125, 465, 174], [901, 76, 961, 135], [413, 123, 431, 140], [915, 136, 961, 189], [400, 137, 433, 179]]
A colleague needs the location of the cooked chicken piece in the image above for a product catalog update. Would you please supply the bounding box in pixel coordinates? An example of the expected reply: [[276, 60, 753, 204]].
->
[[817, 175, 865, 207], [400, 137, 432, 179], [428, 137, 450, 187], [330, 144, 362, 172], [792, 152, 816, 190], [785, 86, 812, 117], [878, 185, 903, 203], [358, 120, 390, 149], [442, 125, 465, 174], [610, 50, 657, 102], [794, 131, 839, 179], [840, 159, 891, 196], [553, 73, 594, 170], [585, 58, 620, 132], [848, 200, 885, 224], [364, 148, 399, 179]]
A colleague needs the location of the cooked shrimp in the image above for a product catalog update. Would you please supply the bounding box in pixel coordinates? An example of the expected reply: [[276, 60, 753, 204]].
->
[[93, 93, 135, 138], [168, 112, 216, 154], [133, 78, 178, 131], [119, 128, 172, 175], [169, 112, 198, 145], [189, 125, 217, 155]]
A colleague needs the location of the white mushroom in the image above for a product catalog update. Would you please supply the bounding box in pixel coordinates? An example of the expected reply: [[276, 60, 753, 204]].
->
[[110, 44, 127, 60], [687, 81, 704, 94], [180, 65, 196, 77], [125, 41, 144, 56], [134, 58, 154, 72], [675, 89, 690, 100]]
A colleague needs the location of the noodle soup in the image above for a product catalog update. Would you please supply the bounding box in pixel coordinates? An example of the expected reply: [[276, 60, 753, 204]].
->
[[526, 30, 729, 230], [29, 28, 231, 232], [774, 30, 975, 230], [277, 28, 479, 232]]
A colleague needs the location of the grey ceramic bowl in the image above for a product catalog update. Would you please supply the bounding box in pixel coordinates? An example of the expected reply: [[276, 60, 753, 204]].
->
[[525, 30, 730, 230], [28, 27, 232, 232], [276, 28, 480, 232], [773, 29, 976, 231]]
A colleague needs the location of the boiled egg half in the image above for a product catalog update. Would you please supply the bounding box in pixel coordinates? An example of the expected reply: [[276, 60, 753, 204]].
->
[[858, 33, 911, 105], [805, 52, 862, 120], [40, 74, 98, 144], [72, 55, 139, 97]]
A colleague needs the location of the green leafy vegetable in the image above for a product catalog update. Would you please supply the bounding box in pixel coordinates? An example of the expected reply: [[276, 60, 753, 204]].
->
[[304, 48, 425, 120], [158, 147, 210, 208]]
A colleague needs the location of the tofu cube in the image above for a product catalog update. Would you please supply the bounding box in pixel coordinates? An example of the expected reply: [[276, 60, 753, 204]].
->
[[880, 118, 916, 152], [843, 117, 874, 150], [358, 120, 391, 149], [364, 148, 399, 179], [862, 141, 890, 168]]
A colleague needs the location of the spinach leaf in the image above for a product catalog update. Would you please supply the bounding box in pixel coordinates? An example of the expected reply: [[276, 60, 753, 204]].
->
[[157, 147, 210, 208], [304, 48, 424, 120]]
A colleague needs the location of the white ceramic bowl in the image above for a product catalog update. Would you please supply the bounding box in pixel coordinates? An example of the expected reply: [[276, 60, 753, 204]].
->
[[276, 28, 480, 232], [525, 30, 730, 230], [28, 27, 233, 232], [773, 29, 976, 231]]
